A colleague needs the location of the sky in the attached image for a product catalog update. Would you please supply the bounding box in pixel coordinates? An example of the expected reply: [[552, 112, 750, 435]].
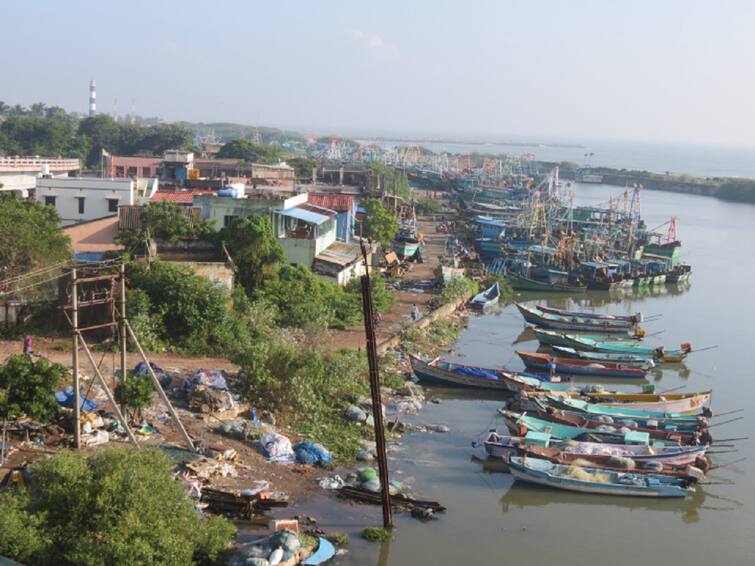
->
[[2, 0, 755, 146]]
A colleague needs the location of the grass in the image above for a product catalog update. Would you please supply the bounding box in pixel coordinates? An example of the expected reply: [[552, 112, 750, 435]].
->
[[399, 318, 465, 357], [362, 527, 392, 543], [325, 532, 349, 548]]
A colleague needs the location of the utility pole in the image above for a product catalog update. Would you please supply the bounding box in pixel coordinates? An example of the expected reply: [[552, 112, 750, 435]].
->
[[71, 268, 81, 449], [359, 241, 392, 529], [119, 263, 127, 384]]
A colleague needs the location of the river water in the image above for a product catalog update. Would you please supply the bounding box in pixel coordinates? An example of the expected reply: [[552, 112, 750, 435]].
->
[[336, 183, 755, 565]]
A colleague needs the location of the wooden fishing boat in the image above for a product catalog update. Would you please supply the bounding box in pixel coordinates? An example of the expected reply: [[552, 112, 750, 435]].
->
[[505, 273, 586, 293], [516, 351, 648, 378], [547, 332, 693, 362], [515, 303, 636, 333], [471, 282, 500, 309], [551, 346, 655, 368], [392, 235, 420, 259], [584, 390, 711, 414], [508, 457, 694, 497], [409, 356, 575, 393], [476, 431, 708, 466], [532, 327, 643, 348], [535, 305, 642, 324], [499, 410, 700, 445], [545, 396, 704, 424], [519, 403, 703, 444]]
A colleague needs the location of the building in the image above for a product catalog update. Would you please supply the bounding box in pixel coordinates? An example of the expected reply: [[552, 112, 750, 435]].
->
[[0, 157, 80, 197], [272, 205, 337, 267], [306, 193, 357, 242], [62, 216, 123, 262], [194, 192, 307, 230], [36, 177, 158, 226]]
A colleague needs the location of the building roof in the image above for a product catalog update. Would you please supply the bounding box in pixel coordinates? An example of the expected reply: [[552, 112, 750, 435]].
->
[[275, 206, 331, 226], [63, 216, 122, 253], [152, 190, 213, 203], [298, 202, 337, 217], [313, 241, 362, 267], [308, 193, 355, 213]]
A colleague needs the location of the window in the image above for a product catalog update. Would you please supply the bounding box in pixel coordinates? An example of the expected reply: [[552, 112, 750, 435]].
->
[[44, 196, 56, 207], [142, 167, 151, 177], [107, 198, 119, 213], [223, 215, 237, 227], [76, 197, 85, 214]]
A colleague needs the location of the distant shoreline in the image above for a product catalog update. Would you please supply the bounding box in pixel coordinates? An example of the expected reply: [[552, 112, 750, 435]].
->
[[360, 137, 585, 150]]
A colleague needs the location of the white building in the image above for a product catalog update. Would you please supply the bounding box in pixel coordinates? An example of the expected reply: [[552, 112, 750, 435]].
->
[[0, 157, 80, 197], [35, 177, 158, 226]]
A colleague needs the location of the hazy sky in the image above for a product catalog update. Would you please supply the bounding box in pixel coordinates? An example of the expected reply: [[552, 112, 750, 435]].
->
[[3, 0, 754, 145]]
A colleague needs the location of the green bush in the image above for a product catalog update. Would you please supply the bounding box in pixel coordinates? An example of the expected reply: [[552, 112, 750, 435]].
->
[[126, 261, 251, 355], [114, 373, 155, 417], [362, 527, 392, 542], [0, 448, 236, 566], [0, 355, 65, 421], [432, 275, 479, 308], [345, 275, 394, 315]]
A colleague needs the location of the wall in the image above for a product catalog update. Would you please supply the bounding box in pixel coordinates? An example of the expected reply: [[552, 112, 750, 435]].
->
[[194, 193, 308, 230], [36, 177, 138, 226]]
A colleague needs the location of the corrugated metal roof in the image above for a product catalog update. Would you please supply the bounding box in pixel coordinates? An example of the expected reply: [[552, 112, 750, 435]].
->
[[275, 206, 330, 225], [308, 193, 355, 212], [313, 242, 361, 267]]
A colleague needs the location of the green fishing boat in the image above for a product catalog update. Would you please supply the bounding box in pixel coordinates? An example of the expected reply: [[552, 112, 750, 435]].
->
[[506, 273, 586, 293]]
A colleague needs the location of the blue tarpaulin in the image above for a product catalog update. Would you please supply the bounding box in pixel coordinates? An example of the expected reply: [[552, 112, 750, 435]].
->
[[452, 366, 500, 380]]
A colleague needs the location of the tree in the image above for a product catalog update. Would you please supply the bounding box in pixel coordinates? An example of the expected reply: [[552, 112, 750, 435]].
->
[[0, 448, 236, 566], [222, 215, 284, 293], [116, 201, 214, 248], [0, 355, 65, 422], [0, 193, 72, 286], [287, 157, 316, 178], [216, 139, 283, 164], [77, 114, 121, 166], [114, 373, 155, 421], [360, 197, 399, 246]]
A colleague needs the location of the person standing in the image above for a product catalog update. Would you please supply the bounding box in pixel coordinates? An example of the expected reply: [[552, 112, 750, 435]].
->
[[23, 336, 33, 358], [411, 304, 420, 321]]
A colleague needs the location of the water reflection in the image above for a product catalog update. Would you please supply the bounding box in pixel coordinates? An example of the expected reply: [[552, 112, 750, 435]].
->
[[498, 481, 709, 524]]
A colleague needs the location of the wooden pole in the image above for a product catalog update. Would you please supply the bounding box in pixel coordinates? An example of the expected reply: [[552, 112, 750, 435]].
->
[[124, 320, 195, 451], [77, 334, 139, 446], [71, 268, 81, 449], [119, 263, 127, 389], [359, 241, 392, 529]]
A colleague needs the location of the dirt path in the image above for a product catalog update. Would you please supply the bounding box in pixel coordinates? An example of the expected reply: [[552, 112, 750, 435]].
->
[[324, 217, 446, 351]]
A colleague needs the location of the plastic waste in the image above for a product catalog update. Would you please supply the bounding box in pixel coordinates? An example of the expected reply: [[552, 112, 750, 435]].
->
[[358, 468, 379, 482], [318, 475, 344, 490], [55, 387, 97, 412], [268, 547, 284, 565], [261, 432, 295, 463], [293, 442, 332, 465]]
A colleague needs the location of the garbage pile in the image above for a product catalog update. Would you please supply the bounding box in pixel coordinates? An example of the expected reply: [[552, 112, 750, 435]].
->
[[186, 369, 235, 414]]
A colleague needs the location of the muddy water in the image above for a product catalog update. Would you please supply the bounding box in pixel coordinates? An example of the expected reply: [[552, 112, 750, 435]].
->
[[325, 183, 755, 565]]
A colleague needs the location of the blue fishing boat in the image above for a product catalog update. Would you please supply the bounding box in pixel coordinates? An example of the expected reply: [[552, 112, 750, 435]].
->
[[508, 457, 693, 497], [471, 282, 500, 309]]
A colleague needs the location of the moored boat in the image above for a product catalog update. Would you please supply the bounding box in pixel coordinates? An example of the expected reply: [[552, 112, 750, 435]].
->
[[471, 282, 500, 309], [515, 303, 637, 333], [508, 456, 694, 497], [505, 273, 586, 294], [535, 305, 642, 324], [516, 351, 648, 378]]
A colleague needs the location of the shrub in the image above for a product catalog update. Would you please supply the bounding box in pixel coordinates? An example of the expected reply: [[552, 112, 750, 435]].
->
[[415, 195, 442, 215], [362, 527, 392, 542], [0, 355, 65, 421], [431, 275, 479, 308], [114, 373, 155, 418], [0, 448, 236, 566], [345, 275, 394, 315]]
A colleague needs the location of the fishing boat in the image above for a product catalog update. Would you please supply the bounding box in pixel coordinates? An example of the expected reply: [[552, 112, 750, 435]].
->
[[476, 431, 708, 466], [538, 330, 693, 362], [499, 410, 702, 445], [506, 273, 586, 293], [544, 396, 704, 423], [508, 457, 694, 497], [583, 390, 711, 414], [536, 305, 643, 324], [666, 264, 692, 284], [392, 230, 420, 259], [515, 303, 636, 333], [551, 346, 655, 368], [532, 327, 643, 348], [516, 351, 648, 378], [409, 356, 575, 393], [471, 282, 501, 309]]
